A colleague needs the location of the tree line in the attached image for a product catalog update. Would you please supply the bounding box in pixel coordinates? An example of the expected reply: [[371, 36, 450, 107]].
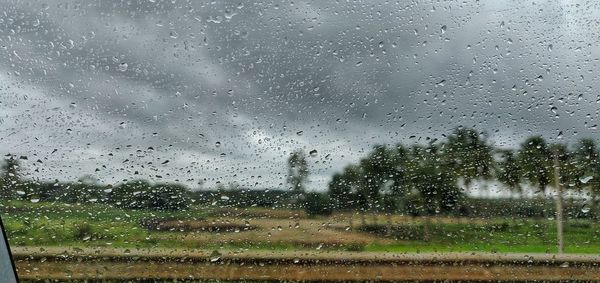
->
[[0, 158, 191, 211], [1, 126, 599, 219], [317, 128, 599, 217]]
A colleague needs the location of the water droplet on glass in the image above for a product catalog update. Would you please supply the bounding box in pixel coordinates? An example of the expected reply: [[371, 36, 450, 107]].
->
[[118, 63, 128, 72], [580, 176, 593, 184], [440, 25, 447, 34]]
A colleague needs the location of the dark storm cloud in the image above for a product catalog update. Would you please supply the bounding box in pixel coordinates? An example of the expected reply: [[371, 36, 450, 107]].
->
[[1, 0, 600, 190]]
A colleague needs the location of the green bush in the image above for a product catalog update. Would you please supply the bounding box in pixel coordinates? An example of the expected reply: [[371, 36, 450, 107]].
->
[[73, 222, 93, 240], [303, 192, 333, 216]]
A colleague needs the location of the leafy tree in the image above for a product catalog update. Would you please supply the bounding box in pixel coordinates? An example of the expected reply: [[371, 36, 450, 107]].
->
[[407, 143, 461, 215], [496, 149, 523, 198], [303, 192, 333, 216], [405, 143, 461, 240], [444, 127, 494, 195], [287, 150, 309, 196], [0, 154, 20, 199], [573, 138, 600, 218], [328, 173, 352, 210], [517, 136, 553, 196], [549, 143, 579, 189], [358, 145, 396, 213]]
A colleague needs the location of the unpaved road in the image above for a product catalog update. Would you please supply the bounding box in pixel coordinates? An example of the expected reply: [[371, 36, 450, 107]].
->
[[12, 247, 600, 281]]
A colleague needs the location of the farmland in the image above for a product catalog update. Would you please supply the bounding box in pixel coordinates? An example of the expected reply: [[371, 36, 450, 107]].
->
[[3, 200, 600, 281], [3, 200, 600, 253]]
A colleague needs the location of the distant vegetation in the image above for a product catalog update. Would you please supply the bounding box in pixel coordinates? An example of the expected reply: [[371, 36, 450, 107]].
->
[[1, 127, 599, 218]]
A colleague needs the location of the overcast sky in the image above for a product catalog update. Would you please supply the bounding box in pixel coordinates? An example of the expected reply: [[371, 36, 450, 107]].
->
[[1, 0, 600, 192]]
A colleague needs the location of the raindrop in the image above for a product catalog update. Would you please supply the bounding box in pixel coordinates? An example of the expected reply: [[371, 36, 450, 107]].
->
[[118, 63, 128, 72], [580, 176, 593, 184], [440, 25, 447, 34]]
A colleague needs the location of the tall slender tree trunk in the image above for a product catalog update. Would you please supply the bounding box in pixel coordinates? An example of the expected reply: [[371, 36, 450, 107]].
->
[[553, 154, 565, 254]]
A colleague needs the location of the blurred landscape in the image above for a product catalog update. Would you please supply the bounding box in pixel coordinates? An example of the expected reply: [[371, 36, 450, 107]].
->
[[2, 127, 600, 281]]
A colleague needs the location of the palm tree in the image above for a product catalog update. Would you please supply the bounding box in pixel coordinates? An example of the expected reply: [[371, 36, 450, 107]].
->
[[548, 143, 577, 254]]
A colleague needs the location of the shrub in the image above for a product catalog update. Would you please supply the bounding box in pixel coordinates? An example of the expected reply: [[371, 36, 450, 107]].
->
[[73, 222, 93, 240], [303, 192, 333, 216]]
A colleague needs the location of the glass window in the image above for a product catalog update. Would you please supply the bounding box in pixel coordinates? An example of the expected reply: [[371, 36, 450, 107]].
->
[[1, 0, 599, 282]]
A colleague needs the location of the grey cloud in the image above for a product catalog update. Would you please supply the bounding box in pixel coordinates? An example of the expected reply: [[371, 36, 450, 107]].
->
[[2, 0, 600, 191]]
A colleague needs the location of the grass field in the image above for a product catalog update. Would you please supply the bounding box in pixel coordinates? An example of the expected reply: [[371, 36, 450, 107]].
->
[[2, 200, 599, 254], [3, 200, 600, 281]]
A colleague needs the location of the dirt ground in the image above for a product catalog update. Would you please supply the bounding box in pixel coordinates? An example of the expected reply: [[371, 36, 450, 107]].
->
[[13, 247, 600, 281], [148, 208, 489, 248]]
